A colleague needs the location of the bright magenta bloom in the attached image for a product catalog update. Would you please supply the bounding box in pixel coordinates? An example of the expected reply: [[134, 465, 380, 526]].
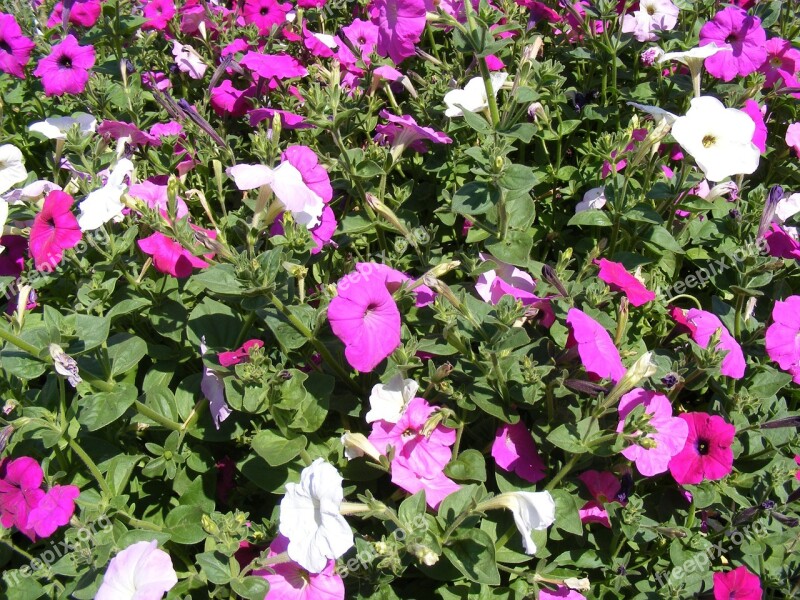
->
[[0, 13, 35, 78], [240, 51, 307, 80], [26, 485, 80, 539], [33, 35, 96, 96], [210, 80, 255, 117], [242, 0, 291, 35], [352, 262, 434, 307], [763, 223, 800, 260], [566, 308, 626, 383], [539, 586, 587, 600], [255, 534, 344, 600], [699, 7, 767, 81], [759, 37, 800, 91], [370, 0, 426, 64], [786, 122, 800, 158], [713, 566, 763, 600], [142, 0, 176, 30], [617, 389, 688, 477], [668, 412, 735, 485], [475, 253, 554, 327], [765, 296, 800, 383], [137, 228, 215, 278], [578, 470, 623, 528], [47, 0, 102, 28], [29, 190, 82, 271], [218, 339, 264, 367], [328, 268, 401, 372], [491, 421, 546, 483], [595, 258, 655, 307], [376, 110, 452, 154], [741, 100, 767, 153], [685, 309, 746, 379]]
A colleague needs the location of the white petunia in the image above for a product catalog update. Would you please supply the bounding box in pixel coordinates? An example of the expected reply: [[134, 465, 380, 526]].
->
[[3, 180, 62, 204], [626, 102, 678, 126], [0, 144, 27, 195], [279, 458, 354, 573], [95, 540, 178, 600], [575, 186, 607, 213], [444, 73, 508, 118], [775, 193, 800, 224], [658, 42, 730, 67], [621, 0, 679, 42], [670, 96, 759, 182], [172, 41, 207, 79], [77, 159, 134, 231], [478, 491, 556, 555], [29, 112, 96, 140], [365, 373, 419, 423]]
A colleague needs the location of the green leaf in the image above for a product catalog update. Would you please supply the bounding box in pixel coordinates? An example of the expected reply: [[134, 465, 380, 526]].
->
[[438, 484, 480, 522], [107, 334, 147, 378], [443, 529, 501, 585], [230, 576, 270, 599], [486, 231, 533, 266], [550, 489, 583, 535], [197, 551, 234, 585], [165, 505, 207, 544], [460, 108, 493, 134], [748, 369, 793, 398], [186, 297, 243, 350], [644, 225, 685, 254], [252, 430, 307, 466], [445, 450, 487, 482], [399, 491, 428, 526], [500, 164, 537, 192], [452, 182, 499, 216], [78, 383, 137, 431], [567, 211, 612, 227], [188, 264, 244, 296], [546, 424, 586, 453], [70, 314, 110, 354], [355, 160, 384, 178]]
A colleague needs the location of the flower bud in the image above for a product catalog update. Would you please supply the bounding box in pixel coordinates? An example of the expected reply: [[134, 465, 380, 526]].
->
[[49, 344, 82, 388], [604, 351, 657, 406], [341, 432, 382, 462]]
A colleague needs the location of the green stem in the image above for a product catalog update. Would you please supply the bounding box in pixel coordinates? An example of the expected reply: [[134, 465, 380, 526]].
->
[[114, 510, 164, 532], [134, 400, 183, 431], [68, 437, 113, 497], [545, 454, 580, 491]]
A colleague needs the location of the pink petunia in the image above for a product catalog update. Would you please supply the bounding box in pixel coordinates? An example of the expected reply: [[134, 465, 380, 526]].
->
[[29, 190, 82, 271], [475, 253, 554, 326], [491, 421, 546, 483], [741, 99, 767, 154], [765, 296, 800, 383], [26, 484, 80, 539], [218, 339, 264, 367], [128, 180, 189, 219], [595, 258, 655, 307], [210, 80, 255, 118], [759, 38, 800, 91], [375, 110, 452, 155], [242, 0, 291, 35], [713, 566, 763, 600], [578, 470, 623, 528], [617, 389, 689, 477], [137, 229, 214, 278], [33, 35, 96, 96], [341, 18, 379, 59], [283, 145, 333, 204], [328, 268, 402, 372], [786, 122, 800, 158], [249, 108, 311, 129], [254, 534, 344, 600], [172, 41, 206, 79], [47, 0, 102, 28], [539, 586, 587, 600], [240, 51, 307, 80], [96, 540, 178, 600], [763, 223, 800, 261], [685, 309, 746, 379], [370, 0, 427, 64], [668, 412, 735, 485], [97, 120, 159, 146], [0, 456, 45, 541], [699, 7, 767, 81], [142, 0, 176, 30], [302, 23, 338, 58], [352, 262, 434, 308], [566, 308, 626, 383], [0, 13, 35, 79], [391, 456, 460, 509]]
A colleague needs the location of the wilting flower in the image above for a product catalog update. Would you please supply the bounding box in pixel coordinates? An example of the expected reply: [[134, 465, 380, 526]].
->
[[491, 421, 546, 483], [617, 389, 688, 477], [444, 73, 508, 118], [578, 470, 623, 528], [668, 412, 735, 485], [621, 0, 679, 42], [478, 491, 556, 554], [671, 96, 759, 182], [95, 540, 178, 600], [712, 566, 763, 600], [0, 144, 27, 195], [566, 308, 626, 383], [0, 13, 35, 79], [49, 344, 82, 388], [29, 190, 82, 271], [699, 6, 767, 82], [685, 308, 746, 379], [29, 112, 97, 140], [33, 35, 95, 96], [200, 339, 231, 430], [77, 159, 134, 231], [765, 296, 800, 383], [341, 432, 382, 462], [595, 259, 655, 307], [366, 373, 418, 423], [279, 459, 354, 573], [370, 0, 426, 65], [375, 110, 452, 158], [172, 41, 206, 79]]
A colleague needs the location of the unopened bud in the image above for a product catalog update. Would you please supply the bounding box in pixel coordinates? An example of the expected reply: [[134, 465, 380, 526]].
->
[[341, 431, 382, 462], [201, 514, 220, 536]]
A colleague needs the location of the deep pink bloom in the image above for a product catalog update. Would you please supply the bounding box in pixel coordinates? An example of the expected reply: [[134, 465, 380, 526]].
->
[[795, 455, 800, 482], [0, 235, 28, 278], [491, 421, 546, 483], [29, 190, 82, 271], [539, 587, 587, 600], [759, 38, 800, 91], [517, 0, 560, 24], [713, 566, 763, 600], [595, 258, 655, 307], [242, 0, 291, 35], [559, 1, 604, 42], [370, 0, 427, 64], [391, 456, 460, 509], [474, 253, 554, 326], [302, 23, 337, 58], [765, 296, 800, 383], [699, 7, 767, 81], [578, 470, 622, 528], [210, 80, 255, 117], [98, 120, 159, 146], [283, 145, 333, 204], [149, 121, 183, 139], [240, 52, 307, 80], [763, 223, 800, 260], [297, 0, 327, 7], [249, 108, 311, 129], [685, 309, 746, 379], [308, 205, 337, 254], [328, 269, 401, 372], [566, 308, 625, 383], [47, 0, 102, 28], [218, 339, 264, 367], [142, 0, 176, 30], [668, 412, 735, 485], [786, 122, 800, 158], [341, 18, 379, 58], [0, 457, 45, 541], [617, 389, 689, 477], [26, 485, 80, 539], [137, 229, 214, 278], [375, 110, 452, 153], [0, 13, 35, 78], [741, 100, 767, 153], [33, 35, 95, 96], [602, 129, 647, 178], [255, 534, 344, 600], [142, 70, 172, 91]]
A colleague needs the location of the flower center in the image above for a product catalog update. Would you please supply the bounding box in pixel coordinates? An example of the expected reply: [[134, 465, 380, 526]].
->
[[0, 39, 12, 55], [646, 4, 655, 15], [358, 36, 366, 45], [702, 134, 716, 148], [58, 55, 73, 69], [725, 34, 737, 44], [771, 57, 783, 67], [697, 439, 710, 456], [260, 6, 269, 15], [402, 427, 416, 439]]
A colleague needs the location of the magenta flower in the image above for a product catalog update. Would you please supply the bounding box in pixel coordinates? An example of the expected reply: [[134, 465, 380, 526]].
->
[[578, 470, 623, 528], [786, 122, 800, 158], [328, 268, 401, 372], [765, 296, 800, 383], [303, 23, 338, 58], [283, 145, 333, 204], [218, 339, 264, 367], [0, 457, 45, 541], [249, 108, 311, 129], [391, 456, 460, 509], [210, 80, 255, 117], [370, 0, 427, 64], [713, 566, 763, 600], [98, 120, 159, 146], [741, 99, 767, 153], [699, 7, 767, 81], [668, 412, 735, 485], [242, 0, 291, 34], [351, 262, 434, 307], [759, 38, 800, 91], [29, 190, 82, 271], [475, 253, 554, 326], [240, 51, 307, 80], [595, 258, 655, 307], [342, 18, 379, 58], [491, 421, 546, 483], [375, 110, 452, 155], [33, 35, 96, 96], [0, 13, 34, 79], [254, 534, 344, 600], [617, 389, 689, 477], [763, 223, 800, 260], [685, 309, 746, 379], [26, 485, 80, 539], [142, 0, 176, 30], [47, 0, 102, 28], [137, 229, 214, 278], [566, 308, 626, 383], [539, 587, 587, 600]]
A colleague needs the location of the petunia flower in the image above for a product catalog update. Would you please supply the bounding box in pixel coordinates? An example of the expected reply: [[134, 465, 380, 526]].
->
[[248, 108, 311, 129], [566, 308, 626, 383], [478, 491, 556, 554], [77, 159, 134, 231], [242, 0, 291, 35], [786, 122, 800, 158], [95, 540, 178, 600], [671, 96, 759, 182], [199, 338, 232, 430], [29, 190, 82, 271], [0, 456, 45, 541], [142, 0, 176, 30], [240, 51, 307, 80], [279, 459, 354, 574], [172, 41, 206, 79], [595, 259, 655, 307], [128, 180, 189, 220], [47, 0, 102, 28], [29, 112, 96, 140], [685, 308, 746, 379], [668, 412, 735, 485], [354, 262, 434, 307], [475, 253, 554, 326], [210, 80, 256, 118], [765, 296, 800, 383], [491, 421, 546, 483], [366, 373, 418, 423], [218, 339, 264, 367], [575, 186, 607, 212], [616, 389, 689, 477], [763, 223, 800, 261], [375, 110, 452, 158], [741, 99, 767, 154], [699, 6, 767, 82], [370, 0, 427, 64], [578, 470, 623, 528], [26, 484, 80, 539], [621, 0, 679, 42], [303, 23, 338, 58], [137, 227, 215, 278], [0, 144, 27, 195], [255, 534, 345, 600], [539, 587, 587, 600], [390, 456, 461, 509], [657, 43, 731, 96], [712, 566, 763, 600], [775, 193, 800, 224], [33, 35, 95, 96], [0, 13, 35, 79], [444, 73, 508, 118], [759, 38, 800, 92]]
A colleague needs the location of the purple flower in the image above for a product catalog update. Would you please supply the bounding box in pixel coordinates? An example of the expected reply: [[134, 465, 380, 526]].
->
[[375, 110, 452, 155], [33, 35, 96, 96], [699, 6, 767, 81], [370, 0, 427, 65]]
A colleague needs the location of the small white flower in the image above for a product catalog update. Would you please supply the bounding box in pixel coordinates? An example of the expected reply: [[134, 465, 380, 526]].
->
[[658, 42, 730, 67], [77, 159, 134, 231], [341, 431, 382, 461], [365, 373, 419, 423], [626, 102, 678, 126], [575, 186, 607, 213], [279, 458, 354, 573], [172, 41, 207, 79], [621, 0, 679, 42], [3, 180, 62, 204], [478, 491, 556, 555], [444, 73, 508, 118], [0, 144, 28, 196], [775, 192, 800, 224], [95, 540, 178, 600], [29, 112, 96, 140], [671, 96, 759, 182]]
